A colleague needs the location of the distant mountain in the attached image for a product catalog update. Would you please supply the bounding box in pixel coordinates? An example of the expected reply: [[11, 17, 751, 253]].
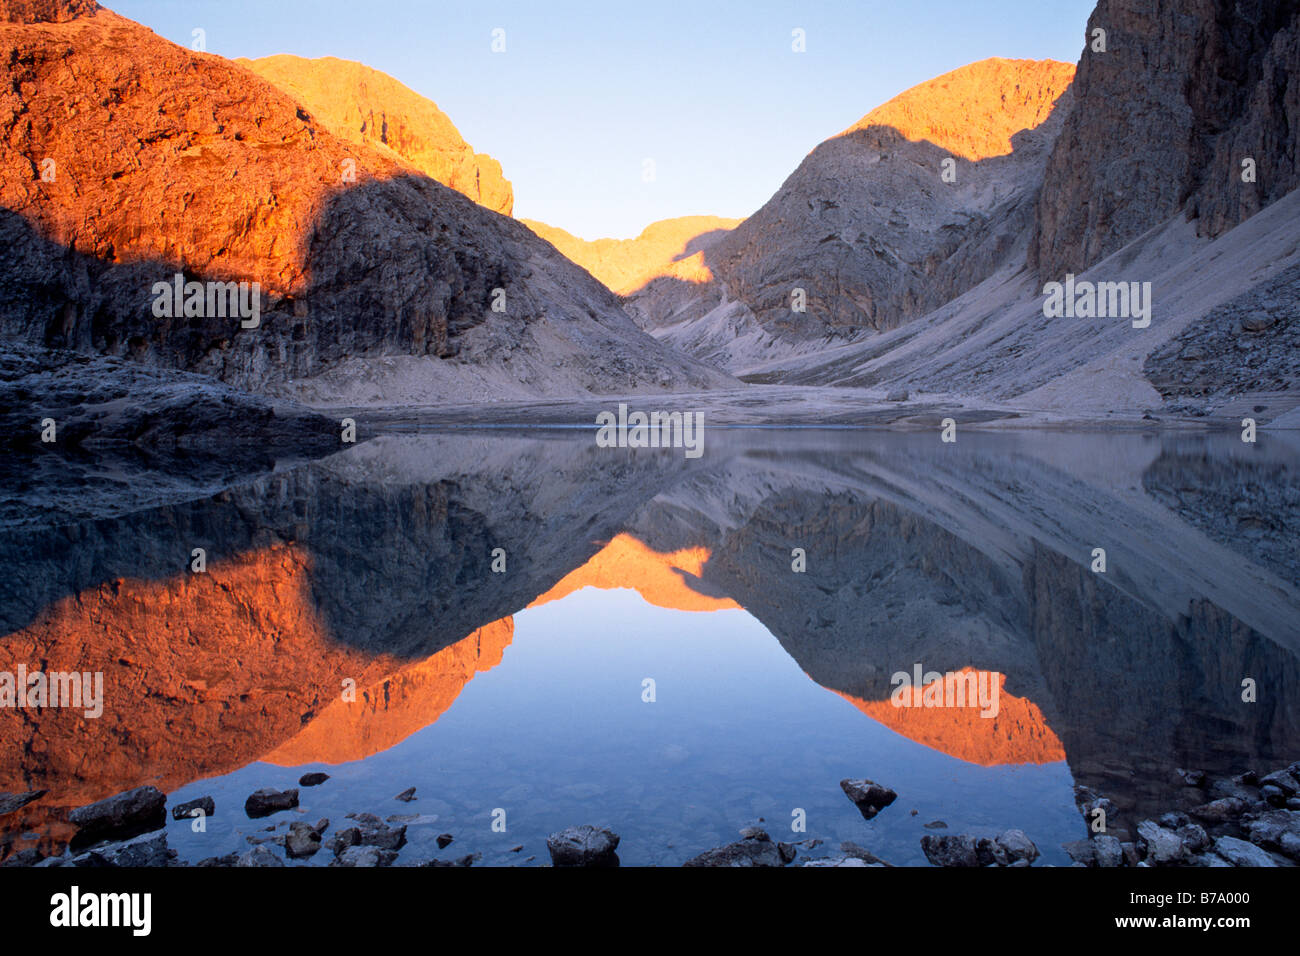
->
[[238, 54, 514, 216], [521, 216, 740, 296], [624, 3, 1300, 423], [0, 1, 732, 421], [727, 0, 1300, 423], [627, 58, 1076, 369]]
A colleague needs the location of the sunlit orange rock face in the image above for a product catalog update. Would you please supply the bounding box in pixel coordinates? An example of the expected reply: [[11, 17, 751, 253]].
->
[[529, 533, 738, 612], [263, 618, 513, 766], [836, 670, 1066, 766], [0, 5, 405, 296], [0, 543, 509, 856], [840, 57, 1075, 161], [239, 55, 514, 216], [522, 216, 741, 296]]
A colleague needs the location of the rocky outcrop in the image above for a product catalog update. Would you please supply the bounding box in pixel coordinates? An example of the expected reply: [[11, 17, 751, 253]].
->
[[1033, 0, 1300, 277], [244, 787, 299, 818], [1143, 261, 1300, 416], [0, 343, 339, 458], [0, 6, 730, 406], [628, 59, 1074, 368], [238, 55, 514, 216], [67, 785, 165, 848]]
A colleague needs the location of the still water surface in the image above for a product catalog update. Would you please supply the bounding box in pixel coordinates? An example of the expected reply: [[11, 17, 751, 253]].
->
[[2, 428, 1296, 865]]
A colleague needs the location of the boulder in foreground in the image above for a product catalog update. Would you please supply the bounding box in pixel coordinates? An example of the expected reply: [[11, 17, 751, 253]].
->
[[68, 785, 165, 848], [547, 825, 620, 867]]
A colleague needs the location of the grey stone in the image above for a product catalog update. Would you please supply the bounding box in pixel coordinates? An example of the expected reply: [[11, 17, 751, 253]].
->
[[1213, 836, 1277, 867], [547, 825, 620, 868], [1093, 835, 1123, 868], [244, 787, 298, 818], [236, 845, 285, 867], [1137, 820, 1186, 865], [331, 845, 398, 867], [68, 785, 166, 848], [920, 834, 981, 867], [171, 795, 214, 821], [839, 778, 898, 820], [995, 829, 1039, 864]]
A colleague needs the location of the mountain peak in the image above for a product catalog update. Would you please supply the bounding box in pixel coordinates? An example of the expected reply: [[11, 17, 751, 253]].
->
[[238, 53, 514, 216], [842, 56, 1075, 161]]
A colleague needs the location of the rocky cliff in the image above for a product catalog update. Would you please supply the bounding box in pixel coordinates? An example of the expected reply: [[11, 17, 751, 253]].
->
[[627, 59, 1074, 370], [238, 54, 514, 216], [0, 2, 731, 408], [1033, 0, 1300, 278]]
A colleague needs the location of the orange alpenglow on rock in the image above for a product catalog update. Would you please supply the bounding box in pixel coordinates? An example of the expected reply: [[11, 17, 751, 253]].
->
[[0, 544, 509, 839], [238, 54, 514, 216], [529, 533, 738, 612], [839, 57, 1076, 161], [521, 216, 742, 296], [263, 617, 514, 767], [0, 0, 98, 23], [837, 670, 1067, 767]]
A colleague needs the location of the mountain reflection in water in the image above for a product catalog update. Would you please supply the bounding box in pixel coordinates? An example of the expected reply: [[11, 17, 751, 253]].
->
[[1, 429, 1297, 865]]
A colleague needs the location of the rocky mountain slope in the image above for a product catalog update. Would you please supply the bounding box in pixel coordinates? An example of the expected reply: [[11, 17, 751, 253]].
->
[[1033, 0, 1300, 278], [624, 59, 1075, 370], [0, 1, 731, 415], [521, 216, 740, 296], [730, 0, 1300, 420], [238, 54, 514, 216]]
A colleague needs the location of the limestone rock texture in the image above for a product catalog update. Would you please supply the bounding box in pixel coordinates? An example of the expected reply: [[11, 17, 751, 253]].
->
[[238, 54, 514, 216], [0, 5, 731, 406], [1033, 0, 1300, 278], [0, 0, 96, 22], [629, 59, 1075, 368]]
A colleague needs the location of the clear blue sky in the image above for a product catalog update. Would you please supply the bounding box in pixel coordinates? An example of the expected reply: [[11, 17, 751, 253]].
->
[[109, 0, 1096, 239]]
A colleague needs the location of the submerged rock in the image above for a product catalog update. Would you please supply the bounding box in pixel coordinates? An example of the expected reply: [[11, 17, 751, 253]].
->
[[839, 779, 898, 820], [839, 841, 891, 866], [683, 829, 782, 867], [331, 846, 398, 867], [171, 796, 215, 821], [236, 845, 285, 868], [285, 820, 328, 859], [359, 824, 407, 852], [547, 825, 621, 868], [299, 773, 330, 787], [244, 787, 299, 818]]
